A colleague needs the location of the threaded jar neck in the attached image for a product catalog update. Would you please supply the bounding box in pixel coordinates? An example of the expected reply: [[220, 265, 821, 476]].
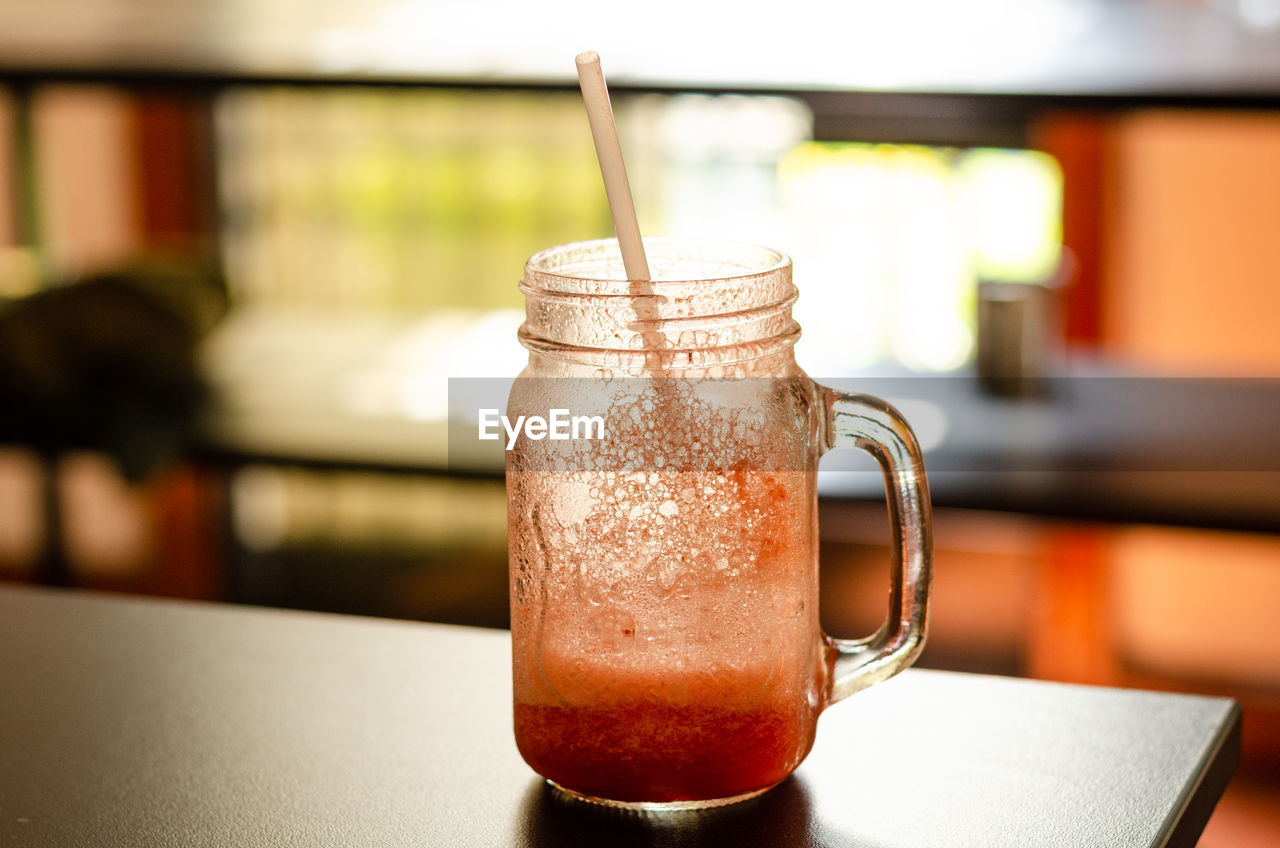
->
[[519, 238, 799, 369]]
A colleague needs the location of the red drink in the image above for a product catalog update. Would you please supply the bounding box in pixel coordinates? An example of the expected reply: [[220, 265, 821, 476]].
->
[[515, 698, 813, 803], [513, 628, 820, 803], [509, 465, 822, 803]]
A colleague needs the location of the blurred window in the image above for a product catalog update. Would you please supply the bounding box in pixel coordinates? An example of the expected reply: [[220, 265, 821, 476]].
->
[[215, 89, 1061, 373], [215, 88, 612, 313]]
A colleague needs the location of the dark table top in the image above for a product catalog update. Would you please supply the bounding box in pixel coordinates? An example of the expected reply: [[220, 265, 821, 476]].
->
[[0, 586, 1240, 847]]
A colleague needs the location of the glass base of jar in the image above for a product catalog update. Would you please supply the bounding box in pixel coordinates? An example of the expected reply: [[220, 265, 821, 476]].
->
[[547, 779, 778, 812]]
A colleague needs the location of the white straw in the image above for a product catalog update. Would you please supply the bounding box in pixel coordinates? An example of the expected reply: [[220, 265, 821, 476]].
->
[[575, 50, 651, 282]]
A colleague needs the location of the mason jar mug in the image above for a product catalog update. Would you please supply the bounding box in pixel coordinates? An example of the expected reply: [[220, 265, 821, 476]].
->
[[506, 238, 932, 809]]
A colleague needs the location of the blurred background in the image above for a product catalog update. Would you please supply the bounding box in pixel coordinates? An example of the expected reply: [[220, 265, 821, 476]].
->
[[0, 1, 1278, 843]]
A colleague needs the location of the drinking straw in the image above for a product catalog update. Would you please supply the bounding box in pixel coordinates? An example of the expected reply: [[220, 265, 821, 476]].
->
[[575, 50, 651, 282]]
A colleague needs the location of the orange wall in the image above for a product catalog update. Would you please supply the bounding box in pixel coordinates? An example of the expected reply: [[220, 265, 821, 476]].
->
[[1103, 111, 1280, 374], [0, 89, 12, 247], [33, 85, 141, 272]]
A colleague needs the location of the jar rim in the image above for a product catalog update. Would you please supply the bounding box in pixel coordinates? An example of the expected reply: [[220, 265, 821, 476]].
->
[[519, 237, 799, 365], [524, 237, 791, 292]]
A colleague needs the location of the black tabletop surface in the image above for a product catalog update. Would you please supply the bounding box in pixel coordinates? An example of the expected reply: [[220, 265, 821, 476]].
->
[[0, 586, 1241, 847]]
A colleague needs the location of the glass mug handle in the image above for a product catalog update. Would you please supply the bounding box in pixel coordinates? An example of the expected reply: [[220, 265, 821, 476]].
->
[[818, 386, 934, 705]]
